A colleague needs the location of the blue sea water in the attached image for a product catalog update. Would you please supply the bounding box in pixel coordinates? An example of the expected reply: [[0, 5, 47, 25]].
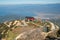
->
[[0, 4, 60, 16], [0, 4, 60, 22]]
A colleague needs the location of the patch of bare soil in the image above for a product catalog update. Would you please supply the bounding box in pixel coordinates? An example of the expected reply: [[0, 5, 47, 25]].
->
[[12, 26, 37, 34], [14, 28, 46, 40]]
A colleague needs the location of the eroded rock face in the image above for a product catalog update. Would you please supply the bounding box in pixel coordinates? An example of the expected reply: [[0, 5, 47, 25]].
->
[[15, 27, 59, 40], [3, 20, 59, 40], [15, 28, 46, 40]]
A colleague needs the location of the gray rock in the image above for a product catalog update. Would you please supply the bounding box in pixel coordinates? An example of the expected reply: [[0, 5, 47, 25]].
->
[[15, 28, 45, 40]]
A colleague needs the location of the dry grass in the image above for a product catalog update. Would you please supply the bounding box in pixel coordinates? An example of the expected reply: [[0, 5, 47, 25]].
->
[[1, 20, 60, 40]]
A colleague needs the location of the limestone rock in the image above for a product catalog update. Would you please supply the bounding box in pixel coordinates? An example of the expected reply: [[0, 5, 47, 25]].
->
[[15, 28, 46, 40]]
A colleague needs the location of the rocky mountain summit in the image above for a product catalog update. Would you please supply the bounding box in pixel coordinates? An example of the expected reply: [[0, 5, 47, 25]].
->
[[0, 19, 60, 40]]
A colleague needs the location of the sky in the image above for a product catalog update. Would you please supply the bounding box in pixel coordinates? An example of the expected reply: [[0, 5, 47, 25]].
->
[[0, 0, 60, 4]]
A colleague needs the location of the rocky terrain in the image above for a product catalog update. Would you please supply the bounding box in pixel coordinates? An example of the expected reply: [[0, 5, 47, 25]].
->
[[0, 19, 60, 40]]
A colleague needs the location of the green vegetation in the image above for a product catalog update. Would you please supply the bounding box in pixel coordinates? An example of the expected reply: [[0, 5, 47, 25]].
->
[[57, 29, 60, 37], [0, 22, 19, 40], [0, 23, 9, 38], [0, 19, 60, 40], [6, 31, 17, 40]]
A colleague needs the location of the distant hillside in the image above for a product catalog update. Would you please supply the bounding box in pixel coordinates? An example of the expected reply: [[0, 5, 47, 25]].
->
[[0, 15, 25, 23]]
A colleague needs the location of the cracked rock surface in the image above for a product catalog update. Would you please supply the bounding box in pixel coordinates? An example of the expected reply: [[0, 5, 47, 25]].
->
[[15, 28, 46, 40]]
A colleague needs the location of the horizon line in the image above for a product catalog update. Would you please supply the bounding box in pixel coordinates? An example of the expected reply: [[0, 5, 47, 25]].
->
[[0, 2, 60, 5]]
